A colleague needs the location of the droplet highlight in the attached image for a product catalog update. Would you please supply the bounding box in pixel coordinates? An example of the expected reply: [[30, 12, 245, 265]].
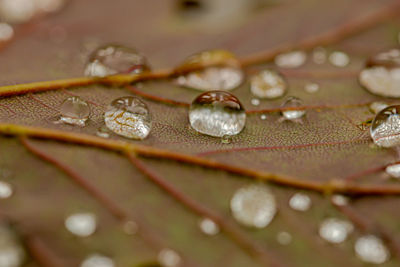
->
[[199, 218, 219, 236], [158, 248, 181, 267], [385, 163, 400, 178], [0, 181, 12, 199], [355, 235, 389, 264], [276, 231, 292, 245], [81, 253, 115, 267], [275, 51, 307, 68], [250, 69, 287, 99], [59, 96, 90, 126], [331, 194, 349, 206], [319, 218, 353, 244], [329, 51, 350, 67], [65, 212, 97, 237], [250, 98, 260, 106], [289, 193, 311, 211], [370, 105, 400, 147], [304, 82, 319, 94]]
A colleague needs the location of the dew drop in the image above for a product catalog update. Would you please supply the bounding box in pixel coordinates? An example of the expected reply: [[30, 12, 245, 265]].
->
[[319, 218, 353, 244], [260, 114, 267, 120], [65, 212, 97, 237], [189, 91, 246, 137], [158, 248, 181, 267], [175, 50, 244, 91], [250, 98, 260, 106], [221, 134, 232, 144], [312, 47, 327, 64], [370, 105, 400, 147], [59, 96, 90, 126], [199, 218, 219, 236], [0, 181, 12, 199], [81, 253, 115, 267], [385, 163, 400, 178], [276, 231, 292, 245], [250, 70, 287, 99], [96, 126, 110, 138], [85, 45, 150, 77], [0, 0, 35, 24], [104, 96, 152, 140], [289, 193, 311, 211], [0, 224, 25, 267], [230, 184, 277, 228], [355, 235, 390, 264], [0, 23, 13, 41], [122, 220, 138, 235], [281, 96, 306, 121], [275, 51, 307, 68], [329, 51, 350, 67], [369, 101, 389, 114], [331, 194, 349, 206], [304, 82, 319, 94]]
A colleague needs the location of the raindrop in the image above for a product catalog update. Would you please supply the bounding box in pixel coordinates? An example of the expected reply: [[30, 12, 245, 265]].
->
[[122, 220, 138, 235], [0, 23, 13, 42], [199, 218, 219, 236], [280, 96, 306, 121], [221, 135, 232, 144], [369, 101, 388, 114], [331, 195, 349, 206], [304, 82, 319, 94], [385, 163, 400, 178], [230, 184, 277, 228], [0, 224, 25, 267], [260, 114, 267, 120], [289, 193, 311, 211], [319, 218, 353, 244], [0, 181, 12, 199], [250, 98, 260, 106], [0, 0, 35, 24], [275, 51, 307, 68], [329, 51, 350, 67], [175, 50, 244, 91], [370, 105, 400, 147], [189, 91, 246, 137], [81, 254, 115, 267], [59, 96, 90, 126], [104, 96, 152, 140], [158, 248, 181, 267], [85, 45, 150, 77], [250, 69, 287, 99], [65, 212, 97, 237], [276, 231, 292, 245], [312, 47, 327, 64], [355, 235, 389, 264], [96, 126, 110, 138]]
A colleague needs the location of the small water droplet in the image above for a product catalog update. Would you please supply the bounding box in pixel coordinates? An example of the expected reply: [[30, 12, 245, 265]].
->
[[370, 105, 400, 147], [312, 47, 327, 64], [65, 212, 97, 237], [0, 23, 13, 41], [275, 51, 307, 68], [0, 224, 25, 267], [189, 91, 246, 137], [158, 249, 181, 267], [96, 126, 110, 138], [369, 101, 389, 114], [230, 184, 276, 228], [331, 194, 349, 206], [329, 51, 350, 67], [0, 181, 13, 199], [276, 231, 292, 245], [250, 69, 287, 99], [104, 96, 152, 140], [199, 218, 219, 236], [59, 96, 90, 126], [385, 163, 400, 178], [85, 45, 150, 77], [289, 193, 311, 211], [319, 218, 353, 244], [122, 220, 138, 235], [355, 235, 390, 264], [0, 0, 35, 24], [304, 82, 319, 94], [281, 96, 306, 121], [250, 98, 260, 106], [260, 114, 267, 120], [221, 135, 232, 144], [81, 253, 115, 267]]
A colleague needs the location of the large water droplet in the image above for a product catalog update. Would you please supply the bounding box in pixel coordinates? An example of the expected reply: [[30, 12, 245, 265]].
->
[[370, 105, 400, 147], [158, 248, 181, 267], [329, 51, 350, 67], [81, 254, 115, 267], [65, 213, 97, 237], [385, 163, 400, 178], [275, 51, 306, 68], [199, 218, 219, 236], [189, 91, 246, 137], [0, 23, 13, 41], [250, 70, 287, 99], [59, 96, 90, 126], [230, 184, 276, 228], [276, 231, 292, 245], [319, 218, 353, 244], [85, 45, 150, 77], [289, 193, 311, 211], [281, 96, 306, 121], [0, 224, 25, 267], [104, 96, 152, 140], [0, 181, 12, 199], [355, 235, 390, 264], [175, 50, 244, 91]]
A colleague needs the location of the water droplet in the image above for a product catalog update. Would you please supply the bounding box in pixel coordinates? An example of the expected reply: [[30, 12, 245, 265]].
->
[[0, 224, 25, 267], [0, 181, 12, 199], [368, 48, 400, 67], [319, 218, 353, 244], [370, 105, 400, 147], [369, 101, 389, 114], [104, 96, 152, 140], [81, 254, 115, 267], [0, 23, 13, 41], [304, 82, 319, 94], [260, 114, 267, 120], [189, 91, 246, 137], [385, 163, 400, 178], [0, 0, 35, 24], [355, 235, 390, 264], [275, 51, 307, 68], [175, 50, 243, 91], [96, 126, 110, 138], [65, 212, 97, 237], [281, 96, 306, 121], [158, 249, 181, 267], [85, 45, 150, 77], [329, 51, 350, 67], [250, 98, 260, 106], [312, 47, 327, 64], [250, 70, 287, 99], [289, 193, 311, 211], [59, 96, 90, 126], [230, 184, 277, 228], [122, 220, 138, 235], [276, 231, 292, 245], [221, 135, 232, 144], [331, 195, 349, 206], [199, 218, 219, 236]]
